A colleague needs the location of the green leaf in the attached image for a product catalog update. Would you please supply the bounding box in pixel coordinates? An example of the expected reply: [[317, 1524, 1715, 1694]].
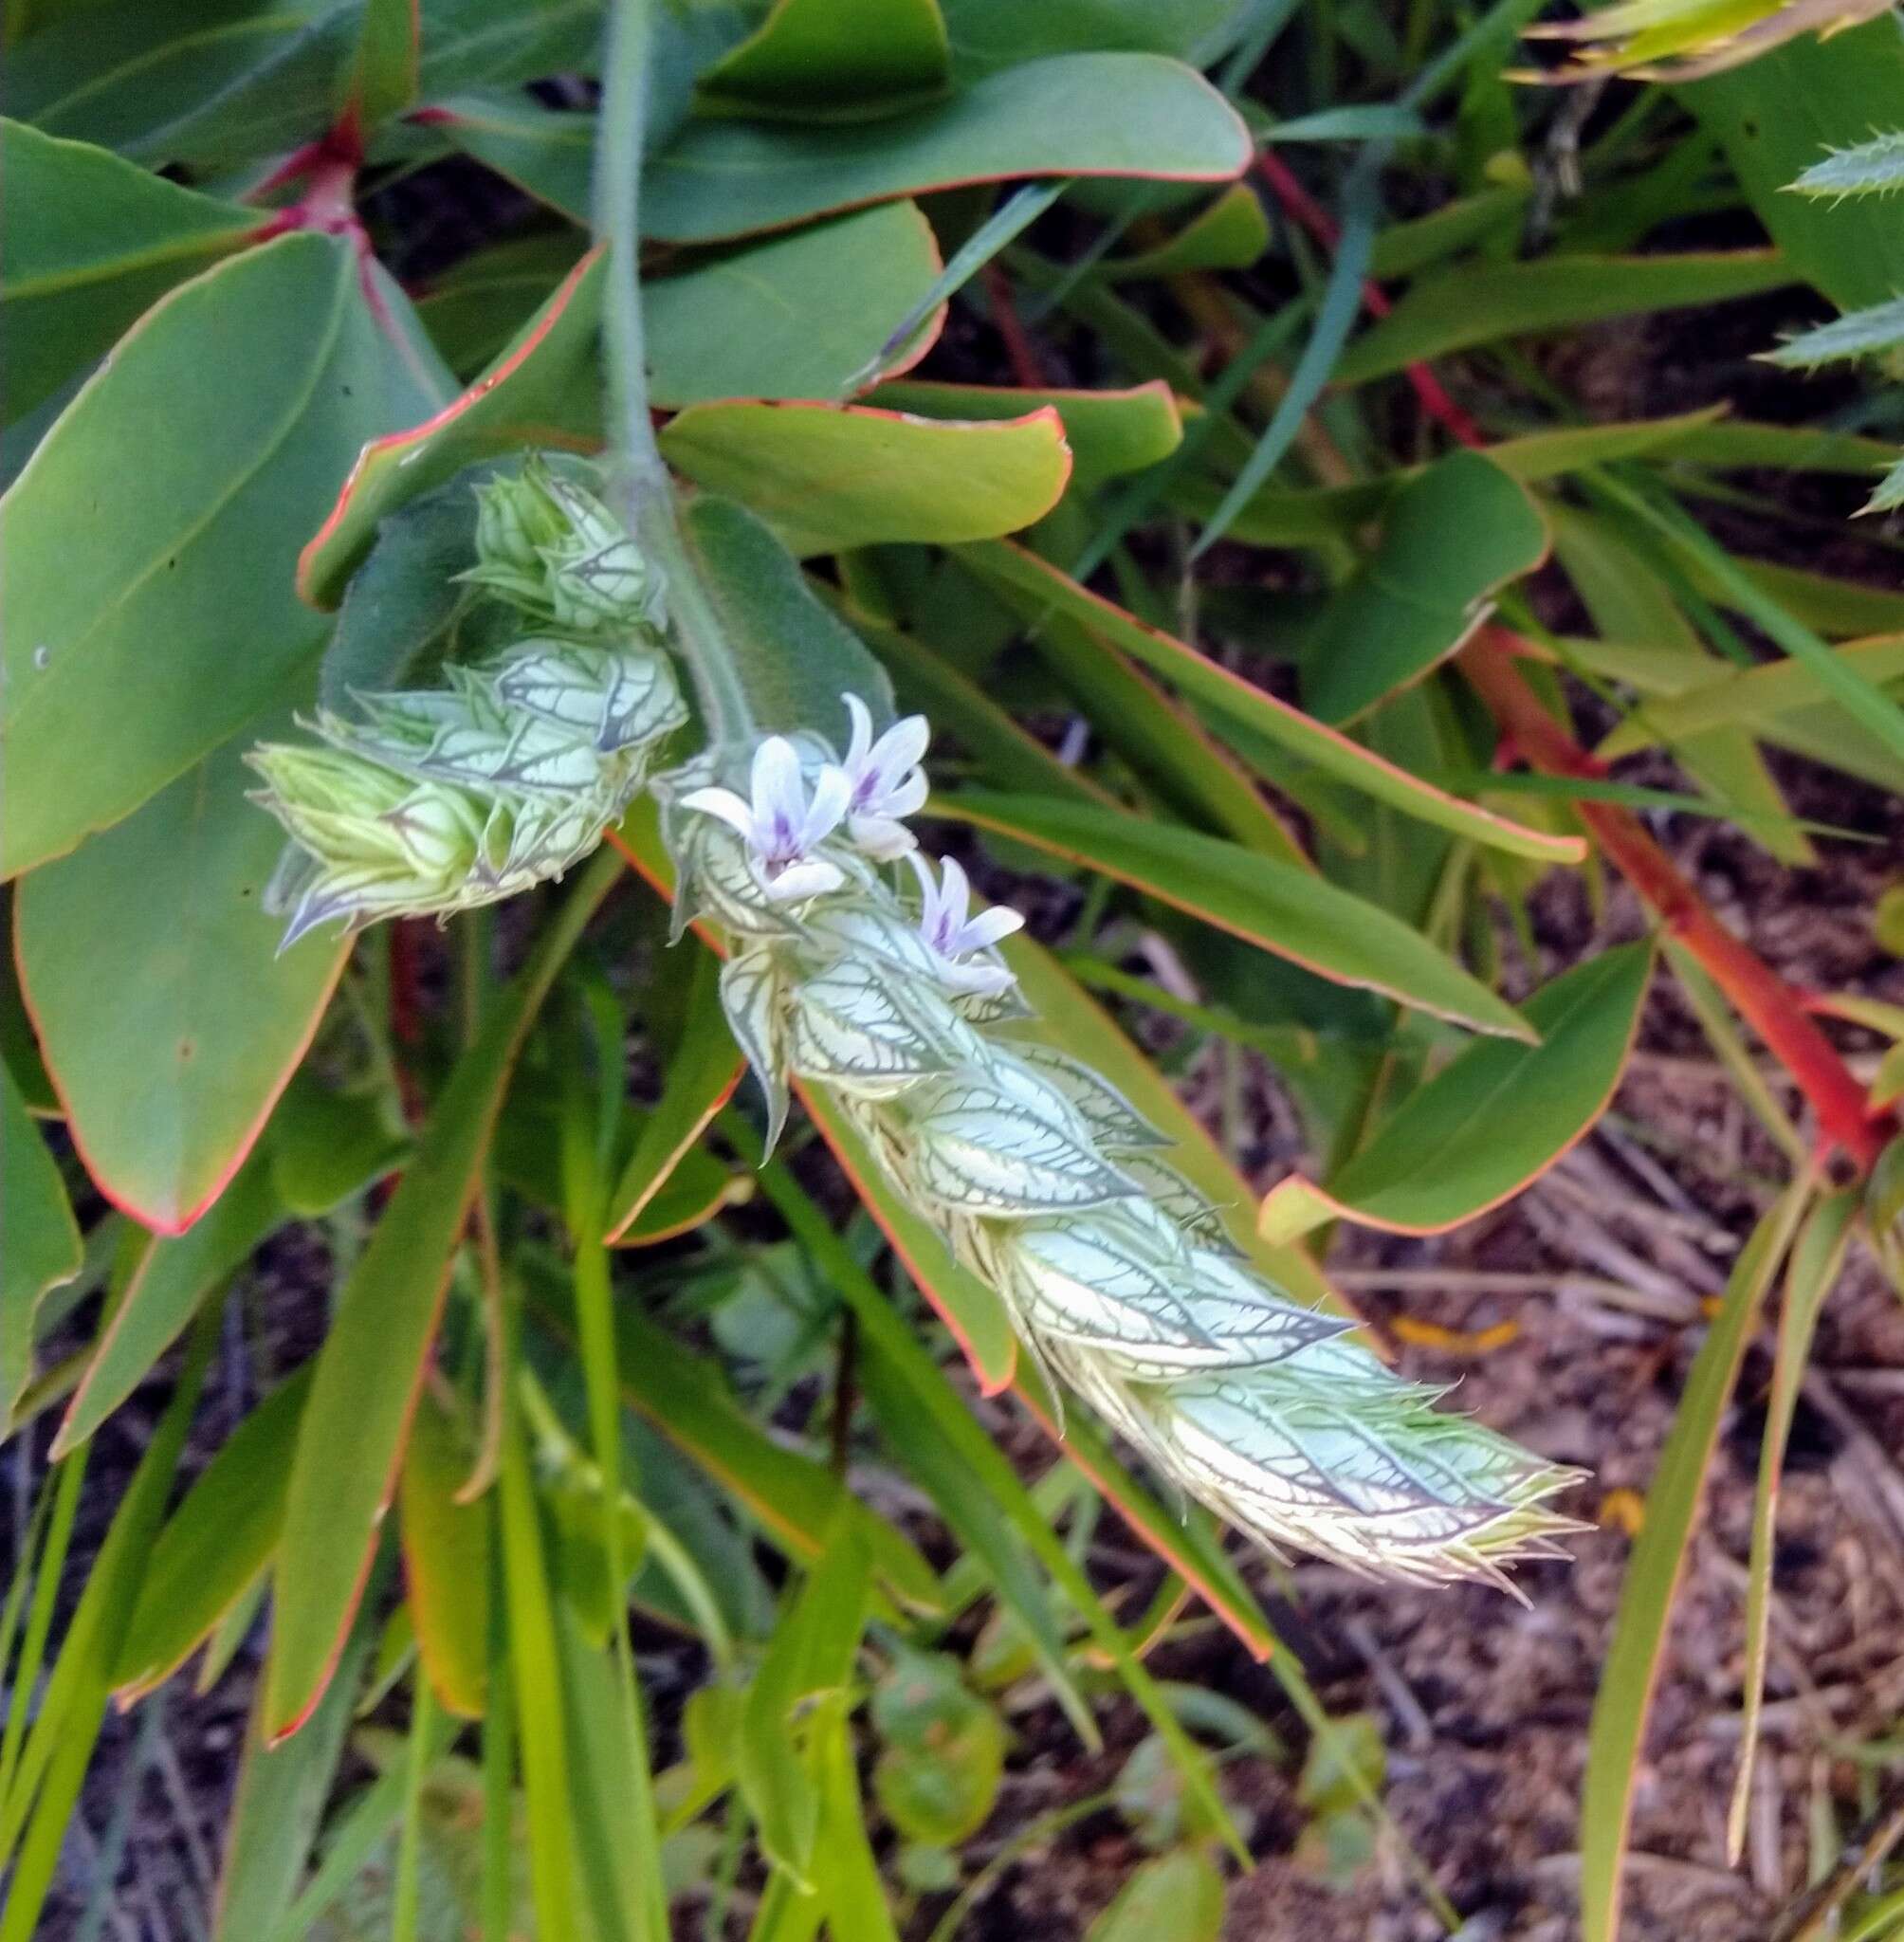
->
[[869, 377, 1182, 485], [739, 1518, 872, 1885], [425, 93, 595, 223], [677, 497, 896, 740], [7, 0, 316, 155], [343, 0, 420, 132], [267, 1066, 410, 1218], [938, 0, 1242, 82], [1681, 21, 1904, 313], [1726, 1188, 1858, 1863], [697, 0, 949, 118], [0, 1059, 81, 1427], [298, 247, 602, 608], [1087, 1849, 1226, 1942], [659, 399, 1072, 554], [1259, 944, 1653, 1244], [53, 1151, 282, 1456], [0, 119, 257, 422], [957, 540, 1588, 865], [412, 230, 586, 378], [15, 712, 350, 1234], [1579, 1182, 1811, 1942], [0, 1320, 211, 1940], [214, 1608, 380, 1940], [1598, 632, 1904, 757], [264, 853, 617, 1742], [0, 231, 441, 874], [111, 1365, 314, 1701], [649, 202, 946, 407], [935, 791, 1535, 1039], [644, 52, 1250, 243], [1302, 451, 1549, 724], [528, 1263, 943, 1613], [400, 1385, 490, 1719], [1333, 250, 1793, 386], [604, 950, 742, 1244], [1101, 181, 1270, 278]]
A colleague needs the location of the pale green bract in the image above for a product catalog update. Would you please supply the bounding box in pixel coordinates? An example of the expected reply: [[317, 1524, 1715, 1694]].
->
[[253, 450, 1583, 1587], [659, 721, 1586, 1593], [247, 462, 687, 944]]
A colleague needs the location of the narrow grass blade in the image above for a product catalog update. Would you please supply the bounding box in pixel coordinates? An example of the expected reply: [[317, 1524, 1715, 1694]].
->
[[1580, 1179, 1814, 1942], [1726, 1187, 1858, 1862]]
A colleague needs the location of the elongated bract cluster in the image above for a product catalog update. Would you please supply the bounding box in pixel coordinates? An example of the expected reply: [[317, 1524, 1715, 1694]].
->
[[248, 461, 686, 944], [660, 711, 1584, 1589]]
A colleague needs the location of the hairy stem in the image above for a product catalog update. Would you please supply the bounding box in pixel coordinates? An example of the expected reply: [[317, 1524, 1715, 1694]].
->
[[595, 0, 754, 745]]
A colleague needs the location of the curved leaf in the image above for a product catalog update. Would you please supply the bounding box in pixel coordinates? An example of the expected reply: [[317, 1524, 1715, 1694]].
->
[[604, 951, 742, 1245], [298, 247, 605, 608], [958, 540, 1586, 864], [264, 852, 619, 1743], [16, 712, 350, 1236], [1303, 451, 1550, 724], [399, 1385, 490, 1718], [1258, 944, 1652, 1244], [935, 791, 1534, 1039], [658, 400, 1072, 554], [644, 51, 1251, 244], [0, 1060, 81, 1426], [0, 118, 257, 421], [868, 377, 1182, 484], [53, 1151, 282, 1456], [650, 202, 945, 406], [0, 231, 439, 876], [112, 1365, 314, 1701], [1335, 250, 1792, 386]]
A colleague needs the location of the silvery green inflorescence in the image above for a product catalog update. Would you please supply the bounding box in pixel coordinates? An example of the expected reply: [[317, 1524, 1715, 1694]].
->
[[659, 721, 1584, 1591], [247, 460, 687, 944], [253, 457, 1583, 1587]]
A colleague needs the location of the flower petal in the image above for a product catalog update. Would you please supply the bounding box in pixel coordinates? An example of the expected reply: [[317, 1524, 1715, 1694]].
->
[[764, 857, 846, 904], [799, 762, 853, 848], [848, 812, 919, 861], [750, 737, 807, 834], [678, 785, 758, 841]]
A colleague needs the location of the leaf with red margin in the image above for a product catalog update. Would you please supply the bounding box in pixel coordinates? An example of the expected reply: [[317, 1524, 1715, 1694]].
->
[[958, 540, 1588, 867], [263, 850, 618, 1743], [649, 201, 946, 407], [298, 247, 606, 610], [1, 231, 443, 880], [1258, 944, 1654, 1248], [658, 401, 1072, 555], [16, 714, 349, 1237], [602, 951, 743, 1246], [868, 377, 1182, 485], [644, 51, 1252, 244], [935, 792, 1534, 1040]]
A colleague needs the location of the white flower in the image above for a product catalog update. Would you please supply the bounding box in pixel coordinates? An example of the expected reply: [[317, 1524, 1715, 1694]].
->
[[908, 853, 1023, 995], [681, 737, 851, 904], [839, 693, 929, 859]]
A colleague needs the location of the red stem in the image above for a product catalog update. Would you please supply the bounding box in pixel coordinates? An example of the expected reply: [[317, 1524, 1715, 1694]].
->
[[981, 260, 1050, 389], [1254, 151, 1486, 449], [1461, 632, 1886, 1168]]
